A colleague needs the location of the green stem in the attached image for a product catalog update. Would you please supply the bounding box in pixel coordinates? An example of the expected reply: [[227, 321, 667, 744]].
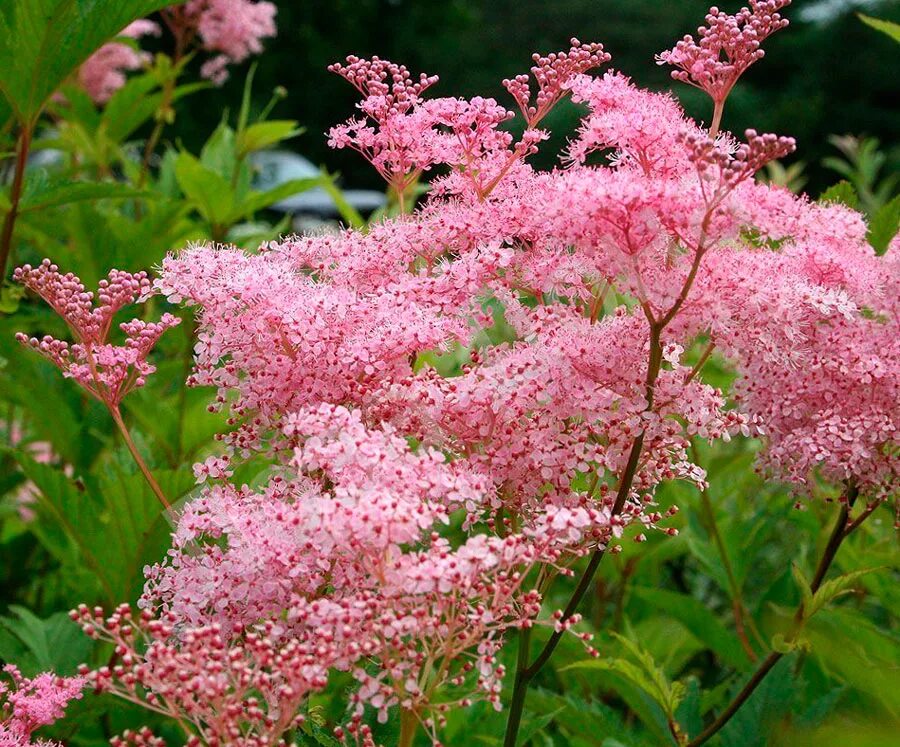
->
[[685, 485, 860, 747], [0, 125, 33, 281], [398, 708, 419, 747], [110, 406, 171, 511]]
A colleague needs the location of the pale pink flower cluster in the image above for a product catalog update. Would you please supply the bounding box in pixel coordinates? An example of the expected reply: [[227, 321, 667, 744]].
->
[[656, 0, 791, 106], [14, 261, 180, 410], [327, 40, 608, 201], [174, 0, 278, 85], [77, 20, 161, 104], [0, 665, 83, 747], [76, 1, 277, 103]]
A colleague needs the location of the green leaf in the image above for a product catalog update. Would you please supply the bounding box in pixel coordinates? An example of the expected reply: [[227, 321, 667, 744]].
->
[[231, 176, 323, 221], [236, 120, 303, 157], [818, 180, 859, 210], [103, 75, 207, 143], [858, 13, 900, 44], [17, 175, 152, 213], [0, 0, 185, 126], [0, 607, 93, 676], [566, 632, 686, 719], [792, 562, 814, 618], [867, 193, 900, 254], [174, 150, 235, 226], [630, 586, 751, 670], [321, 173, 366, 229], [804, 567, 880, 621], [7, 446, 193, 606]]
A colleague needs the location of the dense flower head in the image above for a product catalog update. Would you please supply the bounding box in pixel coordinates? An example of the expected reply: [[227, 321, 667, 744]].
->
[[0, 665, 83, 746], [657, 1, 791, 105], [177, 0, 278, 84], [78, 20, 161, 104], [14, 261, 179, 408]]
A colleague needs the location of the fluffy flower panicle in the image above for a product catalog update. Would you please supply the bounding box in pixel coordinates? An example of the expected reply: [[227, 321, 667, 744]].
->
[[0, 665, 83, 746], [77, 20, 161, 104]]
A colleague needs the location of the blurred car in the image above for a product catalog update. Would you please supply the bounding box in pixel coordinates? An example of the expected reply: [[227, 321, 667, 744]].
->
[[250, 150, 386, 217]]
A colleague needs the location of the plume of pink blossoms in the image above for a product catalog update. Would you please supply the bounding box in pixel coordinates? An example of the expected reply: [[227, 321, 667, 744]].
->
[[75, 1, 277, 102], [0, 665, 83, 747], [328, 40, 609, 204], [168, 0, 278, 85], [77, 20, 161, 104], [14, 261, 180, 411]]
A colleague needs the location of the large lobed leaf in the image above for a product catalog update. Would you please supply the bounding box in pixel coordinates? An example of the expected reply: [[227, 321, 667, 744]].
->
[[0, 0, 185, 126]]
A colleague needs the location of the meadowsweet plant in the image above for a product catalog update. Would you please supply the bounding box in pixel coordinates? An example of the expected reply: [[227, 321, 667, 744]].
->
[[9, 1, 900, 745]]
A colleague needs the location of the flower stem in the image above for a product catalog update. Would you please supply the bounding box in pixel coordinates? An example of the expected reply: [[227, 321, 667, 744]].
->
[[110, 406, 172, 511], [398, 708, 419, 747], [685, 484, 860, 747], [0, 125, 33, 281], [709, 100, 725, 140], [503, 328, 663, 747]]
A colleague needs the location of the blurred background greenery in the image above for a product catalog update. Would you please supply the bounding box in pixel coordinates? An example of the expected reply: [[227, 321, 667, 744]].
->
[[173, 0, 900, 195]]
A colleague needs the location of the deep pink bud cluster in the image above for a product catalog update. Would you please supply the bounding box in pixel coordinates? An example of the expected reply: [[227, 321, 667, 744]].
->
[[0, 665, 83, 746], [657, 1, 791, 105], [503, 38, 611, 126], [14, 260, 180, 409]]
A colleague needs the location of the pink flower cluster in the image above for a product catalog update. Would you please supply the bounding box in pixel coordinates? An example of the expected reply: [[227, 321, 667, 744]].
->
[[14, 260, 179, 411], [171, 0, 278, 85], [77, 20, 161, 104], [77, 0, 277, 103], [327, 40, 609, 202], [0, 665, 83, 747]]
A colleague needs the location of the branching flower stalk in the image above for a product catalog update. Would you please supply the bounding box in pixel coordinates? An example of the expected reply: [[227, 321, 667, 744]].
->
[[685, 483, 862, 747], [13, 261, 179, 510]]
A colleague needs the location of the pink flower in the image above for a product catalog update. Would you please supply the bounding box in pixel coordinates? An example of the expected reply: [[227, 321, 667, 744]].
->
[[77, 20, 160, 103], [0, 665, 83, 746], [657, 1, 791, 106]]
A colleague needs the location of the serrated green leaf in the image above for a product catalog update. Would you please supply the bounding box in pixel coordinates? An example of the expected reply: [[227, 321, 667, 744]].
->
[[805, 567, 881, 620], [0, 0, 186, 126], [566, 632, 686, 719]]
